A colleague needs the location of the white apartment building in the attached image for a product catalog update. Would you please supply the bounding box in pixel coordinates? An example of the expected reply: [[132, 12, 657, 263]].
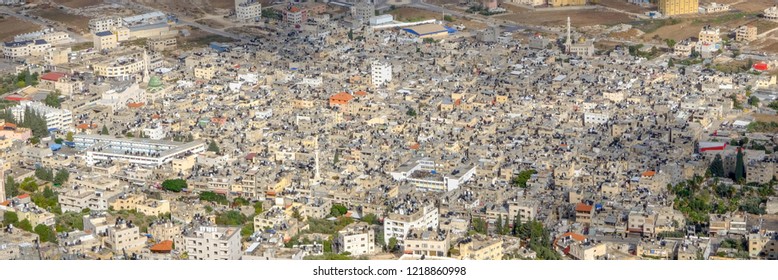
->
[[73, 134, 206, 167], [383, 203, 439, 245], [89, 16, 123, 34], [3, 40, 51, 59], [584, 112, 610, 125], [143, 124, 166, 140], [11, 101, 73, 131], [58, 188, 119, 212], [183, 226, 242, 260], [337, 222, 375, 256], [14, 29, 73, 46], [236, 0, 262, 21], [371, 60, 392, 87], [403, 229, 449, 258], [765, 6, 778, 21], [389, 157, 477, 192], [99, 82, 147, 111]]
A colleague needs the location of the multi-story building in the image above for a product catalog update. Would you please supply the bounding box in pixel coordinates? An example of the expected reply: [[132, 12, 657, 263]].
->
[[403, 228, 449, 258], [736, 25, 757, 42], [351, 1, 375, 23], [236, 0, 262, 21], [549, 0, 586, 7], [458, 234, 503, 260], [183, 226, 242, 260], [658, 0, 699, 16], [695, 26, 722, 55], [575, 203, 594, 225], [389, 157, 477, 192], [58, 188, 120, 212], [73, 134, 206, 167], [3, 40, 50, 59], [283, 6, 308, 25], [336, 222, 376, 256], [383, 201, 439, 245], [89, 16, 122, 33], [749, 233, 778, 259], [146, 36, 177, 51], [93, 31, 118, 51], [92, 49, 162, 78], [371, 60, 392, 87], [765, 6, 778, 21], [14, 29, 73, 46], [106, 218, 147, 252], [10, 101, 73, 131]]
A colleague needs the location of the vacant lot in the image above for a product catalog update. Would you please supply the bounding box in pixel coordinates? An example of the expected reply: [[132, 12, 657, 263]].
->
[[387, 7, 486, 29], [638, 12, 764, 42], [179, 27, 237, 50], [31, 7, 90, 33], [0, 17, 41, 42], [732, 0, 774, 13], [496, 9, 634, 27], [53, 0, 103, 8], [598, 0, 651, 14], [753, 114, 778, 123]]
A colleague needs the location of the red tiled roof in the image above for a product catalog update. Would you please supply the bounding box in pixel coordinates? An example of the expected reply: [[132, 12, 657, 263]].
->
[[0, 201, 9, 206], [289, 6, 300, 12], [17, 194, 30, 199], [4, 123, 16, 128], [575, 203, 592, 212], [641, 171, 656, 177], [409, 143, 420, 150], [150, 240, 173, 253], [76, 123, 90, 129], [40, 72, 66, 81], [354, 91, 367, 97], [127, 102, 144, 108], [4, 95, 28, 102]]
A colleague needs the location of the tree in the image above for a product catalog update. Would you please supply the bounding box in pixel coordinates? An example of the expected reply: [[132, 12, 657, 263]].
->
[[668, 58, 675, 68], [292, 207, 303, 221], [387, 237, 398, 252], [665, 38, 676, 48], [471, 217, 487, 234], [749, 96, 760, 107], [512, 214, 522, 237], [34, 224, 57, 243], [161, 179, 187, 192], [65, 132, 74, 142], [15, 219, 32, 232], [54, 169, 69, 186], [443, 15, 454, 22], [19, 177, 38, 192], [35, 167, 54, 181], [101, 125, 109, 135], [240, 223, 254, 238], [406, 107, 417, 117], [512, 169, 537, 188], [330, 204, 347, 217], [44, 91, 61, 108], [253, 201, 264, 215], [15, 81, 25, 88], [207, 140, 220, 154], [348, 29, 354, 41], [5, 175, 18, 198], [362, 213, 379, 225], [709, 154, 725, 178], [3, 211, 18, 226], [735, 148, 745, 183], [215, 210, 247, 226]]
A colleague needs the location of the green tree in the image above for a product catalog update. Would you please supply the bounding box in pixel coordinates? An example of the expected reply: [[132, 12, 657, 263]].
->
[[101, 125, 109, 135], [5, 175, 18, 198], [406, 107, 417, 117], [362, 213, 379, 225], [495, 215, 503, 235], [34, 224, 57, 243], [512, 214, 522, 236], [3, 211, 18, 226], [668, 58, 674, 68], [161, 179, 187, 192], [43, 91, 61, 108], [348, 29, 354, 41], [292, 207, 303, 221], [253, 201, 264, 215], [709, 154, 725, 177], [199, 191, 229, 205], [54, 169, 69, 186], [240, 223, 254, 238], [735, 149, 745, 182], [749, 96, 760, 107], [15, 219, 32, 232], [207, 140, 221, 154], [215, 210, 247, 226], [35, 167, 54, 181], [19, 177, 38, 192], [512, 170, 537, 188], [387, 237, 398, 252], [471, 217, 487, 234], [665, 38, 676, 48], [330, 204, 347, 217], [65, 131, 74, 142], [443, 15, 454, 22], [15, 81, 25, 88]]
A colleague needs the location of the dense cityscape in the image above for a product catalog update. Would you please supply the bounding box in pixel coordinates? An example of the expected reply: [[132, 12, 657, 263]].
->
[[1, 0, 778, 260]]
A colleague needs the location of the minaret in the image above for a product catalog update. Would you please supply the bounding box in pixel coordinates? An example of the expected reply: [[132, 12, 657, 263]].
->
[[566, 16, 572, 53], [314, 146, 321, 182], [142, 49, 150, 83]]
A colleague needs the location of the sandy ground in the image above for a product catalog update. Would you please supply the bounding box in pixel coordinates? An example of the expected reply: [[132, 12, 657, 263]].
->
[[753, 114, 778, 123], [732, 0, 775, 13], [640, 13, 769, 42], [30, 7, 90, 33], [52, 0, 103, 8], [0, 16, 42, 42], [597, 0, 651, 14], [387, 7, 486, 29], [496, 9, 634, 28]]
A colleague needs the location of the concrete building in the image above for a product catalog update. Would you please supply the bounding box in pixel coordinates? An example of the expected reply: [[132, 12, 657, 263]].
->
[[73, 134, 206, 167], [183, 226, 242, 260], [11, 101, 73, 131], [237, 0, 262, 21], [458, 234, 503, 260], [736, 25, 757, 42], [695, 26, 722, 55], [89, 16, 122, 34], [371, 60, 392, 87], [765, 6, 778, 21], [351, 1, 375, 23], [384, 201, 439, 245], [403, 228, 449, 258], [106, 217, 147, 253], [658, 0, 699, 16], [389, 157, 477, 192], [3, 40, 50, 59], [549, 0, 586, 7], [336, 222, 376, 256]]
